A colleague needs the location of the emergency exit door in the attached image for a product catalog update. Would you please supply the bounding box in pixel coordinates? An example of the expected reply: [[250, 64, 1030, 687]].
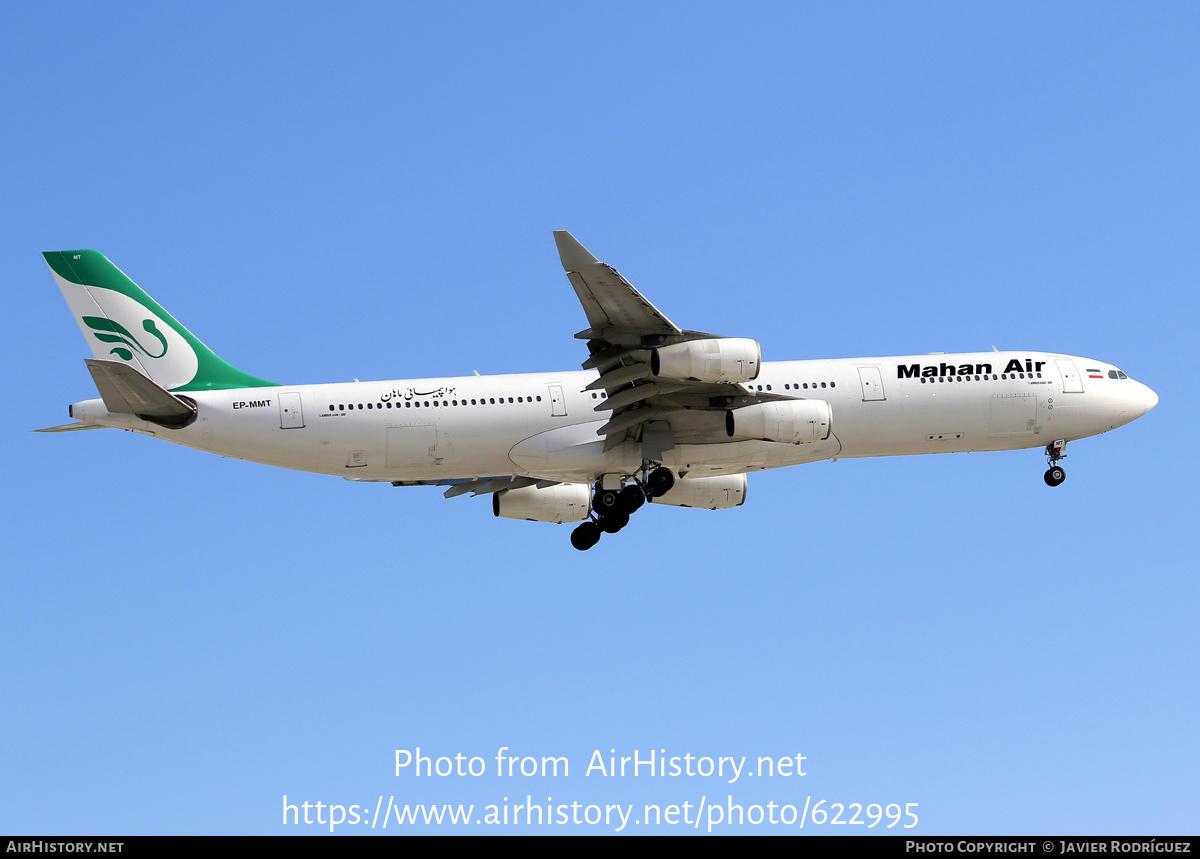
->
[[1055, 359, 1084, 393], [857, 367, 886, 401], [278, 392, 305, 428]]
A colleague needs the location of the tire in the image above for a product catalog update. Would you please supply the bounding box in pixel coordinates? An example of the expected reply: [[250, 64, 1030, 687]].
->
[[618, 485, 646, 514], [571, 521, 601, 550], [595, 488, 621, 512], [646, 467, 675, 498], [599, 511, 630, 533], [1044, 466, 1066, 487]]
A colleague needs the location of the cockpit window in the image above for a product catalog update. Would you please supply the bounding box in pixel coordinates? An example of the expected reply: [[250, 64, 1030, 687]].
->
[[1109, 370, 1119, 379], [1117, 371, 1128, 379]]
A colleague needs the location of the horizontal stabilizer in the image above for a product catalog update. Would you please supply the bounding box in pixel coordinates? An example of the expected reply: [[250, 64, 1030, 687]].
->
[[34, 422, 107, 433], [85, 359, 197, 427]]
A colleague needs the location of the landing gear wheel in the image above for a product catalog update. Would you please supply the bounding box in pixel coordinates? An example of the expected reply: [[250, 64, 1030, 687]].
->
[[645, 467, 675, 498], [571, 521, 602, 551], [594, 488, 621, 513], [618, 485, 646, 514], [1044, 466, 1066, 487], [598, 511, 630, 534]]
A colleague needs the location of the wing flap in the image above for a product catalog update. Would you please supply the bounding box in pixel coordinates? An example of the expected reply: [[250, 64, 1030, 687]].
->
[[443, 476, 545, 499]]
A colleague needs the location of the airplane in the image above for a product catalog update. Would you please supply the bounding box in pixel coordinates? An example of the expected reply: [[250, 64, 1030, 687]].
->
[[39, 232, 1158, 550]]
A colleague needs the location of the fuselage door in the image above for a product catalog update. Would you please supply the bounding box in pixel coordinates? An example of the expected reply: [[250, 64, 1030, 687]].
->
[[857, 366, 886, 401], [1055, 359, 1084, 393], [386, 425, 439, 467], [548, 384, 567, 417], [278, 392, 305, 428]]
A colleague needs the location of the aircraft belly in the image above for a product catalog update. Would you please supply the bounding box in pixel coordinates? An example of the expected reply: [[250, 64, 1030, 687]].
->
[[508, 421, 841, 483], [508, 422, 639, 482], [663, 438, 839, 477], [834, 385, 995, 456]]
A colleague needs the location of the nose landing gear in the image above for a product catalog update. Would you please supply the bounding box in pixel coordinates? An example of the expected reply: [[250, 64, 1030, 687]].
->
[[1044, 439, 1067, 487], [569, 464, 672, 550]]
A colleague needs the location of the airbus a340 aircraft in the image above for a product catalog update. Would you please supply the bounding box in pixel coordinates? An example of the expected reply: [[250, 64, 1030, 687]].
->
[[41, 232, 1157, 550]]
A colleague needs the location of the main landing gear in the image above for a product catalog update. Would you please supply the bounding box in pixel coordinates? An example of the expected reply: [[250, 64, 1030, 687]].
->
[[1043, 439, 1067, 487], [570, 465, 675, 550]]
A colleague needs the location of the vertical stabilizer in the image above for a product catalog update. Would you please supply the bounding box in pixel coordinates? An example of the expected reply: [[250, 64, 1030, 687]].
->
[[44, 250, 276, 392]]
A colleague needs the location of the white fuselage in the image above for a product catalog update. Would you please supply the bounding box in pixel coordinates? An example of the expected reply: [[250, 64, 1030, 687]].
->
[[69, 351, 1157, 486]]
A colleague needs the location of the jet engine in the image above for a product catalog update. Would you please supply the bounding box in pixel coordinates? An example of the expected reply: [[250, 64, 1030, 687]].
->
[[648, 474, 747, 509], [492, 483, 591, 523], [650, 338, 760, 384], [726, 399, 831, 444]]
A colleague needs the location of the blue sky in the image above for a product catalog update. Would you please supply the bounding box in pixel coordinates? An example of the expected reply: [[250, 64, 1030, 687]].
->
[[2, 2, 1197, 834]]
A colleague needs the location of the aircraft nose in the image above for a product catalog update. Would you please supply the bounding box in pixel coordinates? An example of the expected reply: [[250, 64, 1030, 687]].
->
[[1142, 384, 1159, 415]]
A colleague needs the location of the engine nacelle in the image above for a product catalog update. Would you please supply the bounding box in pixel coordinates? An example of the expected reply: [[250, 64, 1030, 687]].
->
[[648, 474, 747, 510], [492, 483, 591, 523], [651, 338, 761, 384], [726, 399, 831, 443]]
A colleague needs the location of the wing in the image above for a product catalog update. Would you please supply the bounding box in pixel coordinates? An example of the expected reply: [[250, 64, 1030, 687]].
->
[[554, 231, 789, 454]]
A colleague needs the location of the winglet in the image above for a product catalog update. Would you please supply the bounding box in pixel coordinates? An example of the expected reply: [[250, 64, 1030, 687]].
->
[[553, 231, 599, 270]]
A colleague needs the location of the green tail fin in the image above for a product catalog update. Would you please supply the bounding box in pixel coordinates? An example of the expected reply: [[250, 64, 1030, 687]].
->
[[45, 250, 277, 392]]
